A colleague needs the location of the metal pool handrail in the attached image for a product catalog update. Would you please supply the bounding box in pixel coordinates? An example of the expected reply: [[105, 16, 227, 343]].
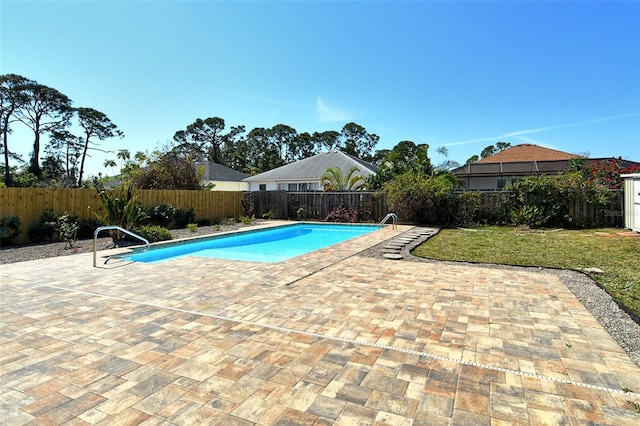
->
[[380, 212, 398, 229], [93, 225, 150, 267]]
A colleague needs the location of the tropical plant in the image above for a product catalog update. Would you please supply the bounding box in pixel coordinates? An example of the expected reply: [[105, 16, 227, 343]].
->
[[321, 166, 365, 191], [94, 183, 147, 238]]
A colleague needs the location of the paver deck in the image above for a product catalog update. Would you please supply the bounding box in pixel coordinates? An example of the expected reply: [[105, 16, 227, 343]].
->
[[1, 224, 640, 425]]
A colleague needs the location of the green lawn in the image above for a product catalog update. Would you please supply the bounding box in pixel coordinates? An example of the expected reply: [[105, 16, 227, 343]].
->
[[412, 227, 640, 318]]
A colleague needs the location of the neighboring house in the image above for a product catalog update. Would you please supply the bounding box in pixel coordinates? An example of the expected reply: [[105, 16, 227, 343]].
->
[[198, 162, 250, 191], [243, 150, 378, 191], [453, 144, 583, 190]]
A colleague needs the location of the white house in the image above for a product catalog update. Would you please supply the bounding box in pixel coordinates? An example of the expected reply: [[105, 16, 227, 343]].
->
[[243, 150, 378, 192]]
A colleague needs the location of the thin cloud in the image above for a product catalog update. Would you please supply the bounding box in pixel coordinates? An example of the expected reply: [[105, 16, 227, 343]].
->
[[444, 113, 640, 147], [317, 97, 351, 122], [216, 89, 307, 108]]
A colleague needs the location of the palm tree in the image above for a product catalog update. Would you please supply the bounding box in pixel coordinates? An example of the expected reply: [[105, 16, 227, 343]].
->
[[321, 166, 365, 191]]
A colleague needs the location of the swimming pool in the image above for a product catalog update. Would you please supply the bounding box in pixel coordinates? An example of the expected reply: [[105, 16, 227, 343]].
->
[[122, 223, 382, 263]]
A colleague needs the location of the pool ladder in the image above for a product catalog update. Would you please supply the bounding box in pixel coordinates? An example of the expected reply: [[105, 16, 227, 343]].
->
[[93, 226, 150, 267], [380, 212, 398, 229]]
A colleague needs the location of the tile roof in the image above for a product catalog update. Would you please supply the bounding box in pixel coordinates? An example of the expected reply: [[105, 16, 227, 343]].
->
[[243, 151, 378, 182], [476, 144, 580, 163]]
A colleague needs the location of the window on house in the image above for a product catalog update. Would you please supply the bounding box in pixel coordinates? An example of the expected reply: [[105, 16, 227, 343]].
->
[[496, 177, 510, 190], [259, 184, 266, 191], [288, 183, 298, 192]]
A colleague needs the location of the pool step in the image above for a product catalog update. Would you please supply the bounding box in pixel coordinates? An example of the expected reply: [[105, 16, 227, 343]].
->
[[380, 227, 438, 260]]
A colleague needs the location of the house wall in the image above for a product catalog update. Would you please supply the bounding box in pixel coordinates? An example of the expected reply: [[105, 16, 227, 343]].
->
[[206, 181, 249, 191], [460, 176, 499, 190], [247, 182, 278, 191], [247, 181, 322, 192]]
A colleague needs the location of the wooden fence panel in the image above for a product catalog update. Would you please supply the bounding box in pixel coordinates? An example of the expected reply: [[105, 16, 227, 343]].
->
[[251, 191, 388, 222], [1, 188, 245, 244]]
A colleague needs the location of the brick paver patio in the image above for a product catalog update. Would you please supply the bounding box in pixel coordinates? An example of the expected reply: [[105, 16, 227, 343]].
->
[[1, 224, 640, 425]]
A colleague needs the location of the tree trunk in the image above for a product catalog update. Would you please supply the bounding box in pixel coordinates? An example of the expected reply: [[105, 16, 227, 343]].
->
[[77, 135, 90, 187]]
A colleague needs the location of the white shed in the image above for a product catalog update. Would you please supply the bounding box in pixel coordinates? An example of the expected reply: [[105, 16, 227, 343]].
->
[[622, 173, 640, 232]]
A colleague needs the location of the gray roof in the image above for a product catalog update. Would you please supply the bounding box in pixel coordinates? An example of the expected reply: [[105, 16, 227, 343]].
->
[[243, 151, 378, 182], [198, 162, 250, 182]]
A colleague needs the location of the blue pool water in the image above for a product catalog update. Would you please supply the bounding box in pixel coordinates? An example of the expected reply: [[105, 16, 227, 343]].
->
[[123, 223, 381, 263]]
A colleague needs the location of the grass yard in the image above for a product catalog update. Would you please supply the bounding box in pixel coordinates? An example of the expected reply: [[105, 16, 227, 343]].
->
[[412, 226, 640, 319]]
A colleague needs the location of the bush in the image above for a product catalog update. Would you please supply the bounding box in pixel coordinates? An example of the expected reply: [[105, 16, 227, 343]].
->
[[77, 218, 104, 239], [174, 207, 196, 228], [239, 215, 253, 225], [0, 215, 21, 245], [148, 204, 176, 227], [28, 208, 57, 242], [135, 225, 173, 243], [49, 212, 79, 248], [384, 172, 459, 225], [325, 206, 358, 223], [187, 223, 198, 233]]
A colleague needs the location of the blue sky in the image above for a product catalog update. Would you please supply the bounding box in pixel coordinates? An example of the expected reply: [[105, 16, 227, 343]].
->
[[2, 0, 639, 178]]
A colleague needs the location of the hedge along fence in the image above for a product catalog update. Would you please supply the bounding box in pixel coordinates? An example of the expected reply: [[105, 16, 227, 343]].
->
[[448, 190, 625, 228], [250, 189, 623, 227], [250, 191, 388, 222], [0, 188, 245, 244]]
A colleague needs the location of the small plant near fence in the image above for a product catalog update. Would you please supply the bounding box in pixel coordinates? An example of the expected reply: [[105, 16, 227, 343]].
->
[[325, 206, 358, 223], [187, 223, 198, 233], [0, 215, 21, 245], [48, 212, 79, 249]]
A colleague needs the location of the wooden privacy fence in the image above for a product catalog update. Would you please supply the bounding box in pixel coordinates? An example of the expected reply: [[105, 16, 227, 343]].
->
[[250, 191, 388, 222], [0, 188, 244, 244], [454, 190, 625, 228]]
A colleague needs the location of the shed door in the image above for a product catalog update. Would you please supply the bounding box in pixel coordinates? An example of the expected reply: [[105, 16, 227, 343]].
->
[[634, 178, 640, 232]]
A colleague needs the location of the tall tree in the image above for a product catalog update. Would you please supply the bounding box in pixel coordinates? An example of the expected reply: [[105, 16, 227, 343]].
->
[[338, 122, 379, 161], [243, 127, 284, 172], [0, 74, 31, 186], [367, 141, 432, 189], [46, 129, 82, 185], [76, 107, 124, 186], [268, 124, 298, 164], [295, 132, 318, 160], [14, 82, 73, 178], [311, 130, 340, 153], [173, 117, 244, 165]]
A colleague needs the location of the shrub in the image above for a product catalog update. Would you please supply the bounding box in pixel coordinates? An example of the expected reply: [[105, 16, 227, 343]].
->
[[325, 206, 358, 223], [239, 215, 253, 225], [77, 218, 104, 239], [135, 225, 173, 243], [384, 171, 459, 225], [148, 204, 176, 227], [28, 208, 57, 242], [49, 212, 79, 248], [0, 215, 21, 245], [174, 207, 196, 228], [187, 223, 198, 233]]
